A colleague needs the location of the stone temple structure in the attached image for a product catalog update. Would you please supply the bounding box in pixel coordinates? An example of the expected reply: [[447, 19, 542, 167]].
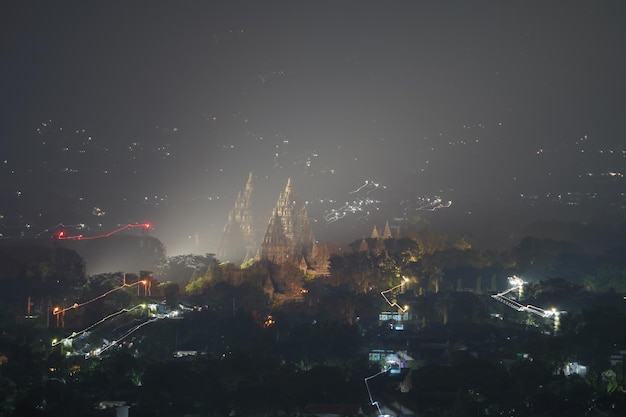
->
[[261, 179, 329, 275], [217, 172, 257, 263], [218, 175, 329, 276]]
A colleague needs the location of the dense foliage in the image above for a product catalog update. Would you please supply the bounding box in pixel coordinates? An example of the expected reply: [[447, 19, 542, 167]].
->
[[1, 220, 626, 416]]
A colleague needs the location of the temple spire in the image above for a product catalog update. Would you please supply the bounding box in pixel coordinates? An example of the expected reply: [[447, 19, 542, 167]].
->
[[382, 220, 392, 239], [217, 173, 257, 262], [261, 178, 315, 266], [245, 172, 254, 193]]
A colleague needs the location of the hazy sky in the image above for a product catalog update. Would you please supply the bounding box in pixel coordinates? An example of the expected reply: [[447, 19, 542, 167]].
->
[[2, 1, 625, 255]]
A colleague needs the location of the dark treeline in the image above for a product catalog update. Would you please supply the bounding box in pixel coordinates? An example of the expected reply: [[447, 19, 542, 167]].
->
[[1, 219, 626, 416]]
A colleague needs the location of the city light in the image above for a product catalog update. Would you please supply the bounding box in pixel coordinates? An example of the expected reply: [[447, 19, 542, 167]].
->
[[380, 276, 410, 313], [491, 276, 565, 333]]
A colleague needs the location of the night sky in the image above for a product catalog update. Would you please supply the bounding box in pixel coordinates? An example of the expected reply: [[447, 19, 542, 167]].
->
[[2, 1, 625, 256]]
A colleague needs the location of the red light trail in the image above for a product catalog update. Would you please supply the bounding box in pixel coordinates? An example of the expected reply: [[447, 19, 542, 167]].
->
[[56, 223, 151, 240]]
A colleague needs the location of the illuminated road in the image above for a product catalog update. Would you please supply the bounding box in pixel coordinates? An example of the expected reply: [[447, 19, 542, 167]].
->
[[52, 277, 148, 325], [491, 276, 563, 319], [52, 303, 147, 347], [380, 277, 409, 313], [53, 303, 182, 357]]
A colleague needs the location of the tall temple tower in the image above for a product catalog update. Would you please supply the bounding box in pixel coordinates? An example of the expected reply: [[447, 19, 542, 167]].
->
[[261, 179, 317, 266], [217, 172, 258, 262]]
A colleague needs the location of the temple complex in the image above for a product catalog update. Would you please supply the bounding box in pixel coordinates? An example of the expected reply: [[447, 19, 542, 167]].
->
[[260, 179, 329, 276], [218, 175, 329, 276]]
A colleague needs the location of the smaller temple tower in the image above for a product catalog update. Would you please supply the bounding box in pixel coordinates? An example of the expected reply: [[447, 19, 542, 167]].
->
[[382, 220, 393, 239]]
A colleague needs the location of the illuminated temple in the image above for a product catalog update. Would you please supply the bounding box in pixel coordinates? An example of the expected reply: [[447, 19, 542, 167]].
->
[[217, 172, 257, 262], [218, 175, 329, 276], [261, 178, 329, 275]]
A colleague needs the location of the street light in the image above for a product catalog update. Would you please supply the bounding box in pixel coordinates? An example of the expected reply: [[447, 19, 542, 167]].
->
[[53, 307, 61, 327], [141, 279, 150, 296]]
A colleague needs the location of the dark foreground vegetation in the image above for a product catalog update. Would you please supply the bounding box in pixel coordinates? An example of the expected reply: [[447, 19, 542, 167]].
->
[[1, 219, 626, 416]]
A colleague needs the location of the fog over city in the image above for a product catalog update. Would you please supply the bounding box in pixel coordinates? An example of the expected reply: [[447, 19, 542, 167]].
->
[[4, 4, 626, 416], [2, 1, 625, 255]]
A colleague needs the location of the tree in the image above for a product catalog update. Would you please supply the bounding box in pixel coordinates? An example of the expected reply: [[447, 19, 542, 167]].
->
[[161, 253, 216, 283], [512, 237, 582, 280], [409, 227, 447, 256], [584, 264, 626, 293], [563, 306, 626, 391]]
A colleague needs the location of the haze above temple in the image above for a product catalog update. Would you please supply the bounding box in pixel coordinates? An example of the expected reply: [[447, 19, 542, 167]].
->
[[1, 2, 625, 255]]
